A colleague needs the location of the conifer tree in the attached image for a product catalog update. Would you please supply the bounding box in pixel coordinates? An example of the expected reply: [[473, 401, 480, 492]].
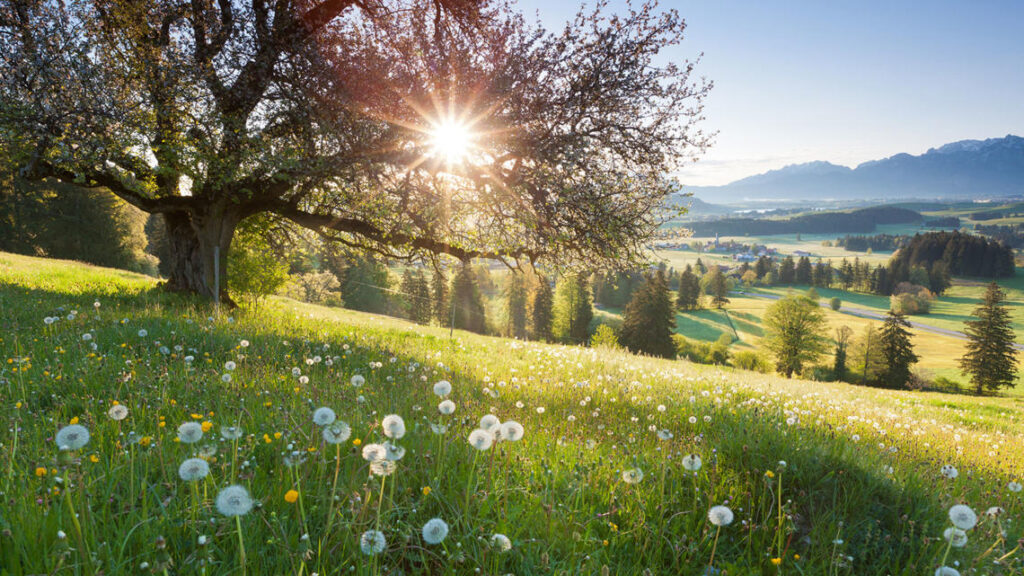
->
[[795, 256, 812, 285], [960, 282, 1019, 394], [833, 326, 853, 382], [878, 310, 918, 388], [405, 269, 432, 324], [432, 267, 450, 327], [677, 264, 701, 310], [451, 263, 487, 334], [779, 256, 796, 284], [505, 272, 529, 339], [707, 267, 729, 309], [530, 276, 554, 342], [553, 272, 594, 344], [620, 270, 676, 358]]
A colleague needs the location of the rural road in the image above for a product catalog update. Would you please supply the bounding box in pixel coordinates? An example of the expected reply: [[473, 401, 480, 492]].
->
[[737, 291, 1024, 351]]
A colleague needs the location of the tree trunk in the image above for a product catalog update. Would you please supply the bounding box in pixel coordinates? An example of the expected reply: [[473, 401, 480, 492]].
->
[[161, 204, 241, 304]]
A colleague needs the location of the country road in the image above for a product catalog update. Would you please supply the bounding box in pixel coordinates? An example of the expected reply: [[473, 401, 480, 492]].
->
[[737, 291, 1024, 351]]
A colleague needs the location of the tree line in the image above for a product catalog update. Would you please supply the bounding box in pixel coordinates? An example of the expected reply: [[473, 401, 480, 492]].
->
[[685, 206, 921, 237]]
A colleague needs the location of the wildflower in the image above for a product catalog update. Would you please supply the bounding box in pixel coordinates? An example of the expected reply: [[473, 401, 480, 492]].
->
[[421, 518, 449, 545], [35, 466, 47, 477], [500, 421, 524, 442], [1009, 481, 1022, 493], [480, 414, 500, 430], [370, 459, 397, 477], [108, 404, 128, 421], [224, 361, 236, 371], [986, 506, 1004, 517], [216, 485, 254, 517], [55, 424, 90, 450], [948, 504, 977, 530], [771, 558, 782, 566], [239, 340, 250, 348], [221, 374, 232, 383], [350, 374, 365, 387], [201, 421, 213, 433], [438, 400, 456, 415], [621, 468, 644, 484], [708, 505, 734, 526], [381, 414, 406, 439], [313, 407, 336, 426], [384, 442, 406, 461], [433, 380, 452, 397], [57, 530, 67, 540], [934, 568, 960, 576], [323, 422, 351, 444], [682, 454, 702, 472], [221, 426, 243, 440], [656, 429, 673, 440], [468, 429, 494, 451], [430, 423, 449, 435], [177, 422, 204, 444], [422, 486, 432, 496], [285, 490, 299, 503], [178, 458, 210, 481], [360, 530, 386, 555], [943, 527, 968, 548], [940, 464, 958, 479], [490, 533, 512, 552], [138, 329, 147, 338], [362, 443, 387, 463]]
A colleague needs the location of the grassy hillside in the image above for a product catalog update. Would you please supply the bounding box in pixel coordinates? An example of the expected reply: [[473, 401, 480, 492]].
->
[[1, 252, 1023, 575]]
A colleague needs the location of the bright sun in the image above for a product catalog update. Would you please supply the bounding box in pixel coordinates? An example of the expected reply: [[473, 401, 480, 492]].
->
[[429, 120, 473, 164]]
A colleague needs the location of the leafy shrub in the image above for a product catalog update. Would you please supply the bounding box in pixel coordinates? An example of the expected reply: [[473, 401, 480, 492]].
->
[[590, 324, 621, 349], [732, 350, 772, 373], [829, 297, 841, 311]]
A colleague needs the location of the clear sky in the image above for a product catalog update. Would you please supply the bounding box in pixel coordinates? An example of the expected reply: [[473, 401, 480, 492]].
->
[[514, 0, 1024, 186]]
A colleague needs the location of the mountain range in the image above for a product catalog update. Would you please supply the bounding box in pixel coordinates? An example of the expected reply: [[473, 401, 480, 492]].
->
[[684, 135, 1024, 204]]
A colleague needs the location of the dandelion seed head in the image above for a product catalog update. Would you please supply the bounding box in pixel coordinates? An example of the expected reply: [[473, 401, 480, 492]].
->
[[490, 533, 512, 552], [350, 374, 365, 387], [468, 429, 494, 451], [216, 485, 253, 517], [177, 422, 204, 444], [438, 400, 456, 415], [362, 443, 387, 463], [107, 404, 128, 421], [433, 380, 452, 397], [500, 421, 524, 442], [943, 527, 968, 548], [948, 505, 977, 530], [360, 530, 386, 555], [682, 454, 702, 472], [55, 424, 90, 451], [178, 458, 210, 481], [940, 464, 958, 479], [381, 414, 406, 439], [323, 421, 351, 445], [313, 407, 336, 426], [421, 518, 449, 545], [622, 468, 643, 484], [708, 505, 734, 527]]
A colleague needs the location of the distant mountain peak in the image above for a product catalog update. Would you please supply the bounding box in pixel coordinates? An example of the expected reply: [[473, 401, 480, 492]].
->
[[689, 134, 1024, 203]]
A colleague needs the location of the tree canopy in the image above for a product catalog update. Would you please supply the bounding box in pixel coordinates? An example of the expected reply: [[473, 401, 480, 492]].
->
[[1, 0, 712, 301]]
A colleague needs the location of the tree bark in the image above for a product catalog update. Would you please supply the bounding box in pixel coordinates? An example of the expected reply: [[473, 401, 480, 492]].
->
[[161, 203, 241, 304]]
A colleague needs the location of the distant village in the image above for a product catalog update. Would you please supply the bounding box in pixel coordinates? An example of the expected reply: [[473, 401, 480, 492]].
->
[[649, 233, 802, 262]]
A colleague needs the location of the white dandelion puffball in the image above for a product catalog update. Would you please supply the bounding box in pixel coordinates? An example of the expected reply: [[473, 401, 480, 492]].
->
[[362, 443, 388, 463], [708, 505, 734, 527], [500, 421, 524, 442], [622, 468, 644, 484], [438, 400, 456, 415], [1009, 481, 1022, 493], [350, 374, 365, 387], [216, 485, 253, 517], [943, 527, 968, 548], [177, 422, 204, 444], [370, 459, 397, 477], [940, 464, 958, 479], [421, 518, 449, 545], [239, 340, 249, 348], [82, 333, 92, 341], [433, 380, 452, 397], [360, 530, 386, 555], [137, 329, 148, 337], [468, 429, 494, 451], [384, 442, 406, 461], [323, 422, 351, 445], [986, 506, 1004, 517], [107, 404, 129, 421], [948, 504, 977, 530], [224, 361, 236, 371], [313, 407, 336, 426], [55, 424, 90, 451], [221, 426, 243, 440], [682, 454, 702, 472], [178, 458, 210, 481], [934, 567, 960, 576], [480, 414, 500, 430], [381, 414, 406, 439], [490, 533, 512, 552]]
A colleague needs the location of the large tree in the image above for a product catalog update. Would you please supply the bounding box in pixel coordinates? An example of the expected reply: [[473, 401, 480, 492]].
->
[[553, 272, 593, 344], [1, 0, 712, 302], [619, 269, 675, 358], [960, 282, 1019, 394], [762, 293, 828, 378], [878, 310, 917, 388]]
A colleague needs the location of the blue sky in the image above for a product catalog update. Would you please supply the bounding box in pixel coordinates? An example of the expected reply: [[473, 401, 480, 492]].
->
[[514, 0, 1024, 185]]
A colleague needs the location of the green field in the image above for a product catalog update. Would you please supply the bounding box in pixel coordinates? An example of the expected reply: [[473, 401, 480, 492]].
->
[[2, 252, 1024, 575]]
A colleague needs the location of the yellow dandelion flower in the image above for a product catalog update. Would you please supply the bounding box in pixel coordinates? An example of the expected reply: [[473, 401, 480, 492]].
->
[[35, 467, 47, 477], [201, 421, 213, 433], [771, 558, 782, 566], [89, 455, 99, 463], [352, 438, 362, 446], [285, 490, 299, 503], [422, 486, 432, 496], [69, 417, 79, 425]]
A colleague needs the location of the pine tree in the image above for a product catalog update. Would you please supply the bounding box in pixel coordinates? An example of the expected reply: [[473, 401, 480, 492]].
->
[[795, 256, 812, 285], [407, 269, 432, 324], [706, 267, 729, 309], [960, 282, 1019, 394], [878, 310, 918, 388], [504, 272, 528, 339], [779, 256, 796, 284], [553, 272, 594, 344], [833, 325, 853, 382], [676, 264, 701, 310], [853, 325, 885, 385], [762, 294, 828, 378], [530, 276, 554, 341], [619, 270, 676, 358], [431, 267, 449, 326], [451, 263, 487, 334]]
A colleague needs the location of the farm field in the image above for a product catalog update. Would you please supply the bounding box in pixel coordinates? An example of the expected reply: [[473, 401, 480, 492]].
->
[[3, 252, 1022, 575]]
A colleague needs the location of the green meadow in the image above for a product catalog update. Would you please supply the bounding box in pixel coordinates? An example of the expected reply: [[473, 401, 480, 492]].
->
[[2, 252, 1023, 575]]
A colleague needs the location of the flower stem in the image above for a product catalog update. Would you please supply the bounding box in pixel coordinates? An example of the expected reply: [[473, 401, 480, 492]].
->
[[236, 515, 247, 576]]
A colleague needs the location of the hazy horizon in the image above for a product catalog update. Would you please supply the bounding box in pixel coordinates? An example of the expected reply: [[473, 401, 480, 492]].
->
[[516, 0, 1024, 186]]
